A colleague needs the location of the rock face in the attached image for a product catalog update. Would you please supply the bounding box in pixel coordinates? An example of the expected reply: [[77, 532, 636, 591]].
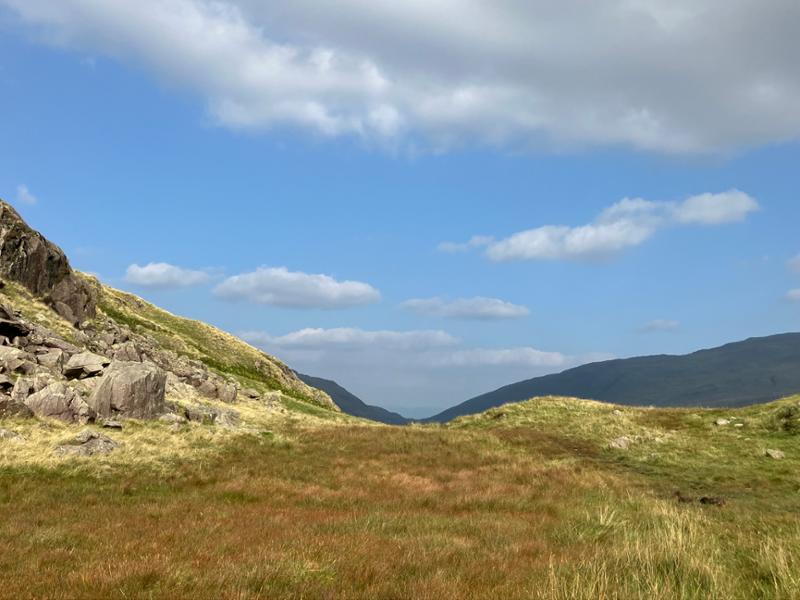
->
[[0, 201, 96, 325], [24, 382, 95, 423], [89, 361, 166, 419]]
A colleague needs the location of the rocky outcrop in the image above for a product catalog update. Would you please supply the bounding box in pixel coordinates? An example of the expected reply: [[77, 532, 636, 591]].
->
[[25, 382, 95, 423], [89, 361, 166, 419], [0, 201, 96, 325]]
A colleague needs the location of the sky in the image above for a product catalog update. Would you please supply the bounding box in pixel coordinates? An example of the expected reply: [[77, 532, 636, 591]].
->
[[1, 1, 799, 418]]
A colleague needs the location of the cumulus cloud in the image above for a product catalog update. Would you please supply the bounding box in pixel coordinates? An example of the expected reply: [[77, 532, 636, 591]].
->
[[214, 267, 380, 309], [125, 262, 210, 289], [638, 319, 680, 333], [479, 190, 758, 262], [5, 0, 800, 153], [15, 184, 37, 205], [787, 290, 800, 302], [402, 297, 529, 320]]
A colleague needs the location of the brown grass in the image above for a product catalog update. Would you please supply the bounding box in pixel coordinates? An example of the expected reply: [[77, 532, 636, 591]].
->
[[2, 411, 799, 599]]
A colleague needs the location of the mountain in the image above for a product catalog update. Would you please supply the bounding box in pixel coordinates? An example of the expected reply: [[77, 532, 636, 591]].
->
[[428, 333, 800, 422], [0, 198, 339, 424], [297, 373, 410, 425]]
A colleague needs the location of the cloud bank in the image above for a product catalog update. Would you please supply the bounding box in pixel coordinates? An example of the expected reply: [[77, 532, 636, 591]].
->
[[5, 0, 800, 153]]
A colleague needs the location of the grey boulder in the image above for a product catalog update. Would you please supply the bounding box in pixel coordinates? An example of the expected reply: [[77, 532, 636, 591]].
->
[[88, 361, 166, 419], [24, 382, 95, 423], [63, 351, 110, 379]]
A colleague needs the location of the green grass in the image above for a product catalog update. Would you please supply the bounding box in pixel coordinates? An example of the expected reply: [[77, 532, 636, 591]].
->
[[93, 281, 337, 410], [1, 396, 799, 598]]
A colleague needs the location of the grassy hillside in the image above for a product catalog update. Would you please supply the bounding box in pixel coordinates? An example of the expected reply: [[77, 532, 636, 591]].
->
[[430, 333, 800, 422], [297, 373, 410, 425], [2, 394, 799, 598], [92, 279, 336, 410]]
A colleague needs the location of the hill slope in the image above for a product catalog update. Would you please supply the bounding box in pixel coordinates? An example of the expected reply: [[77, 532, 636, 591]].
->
[[429, 333, 800, 422], [297, 373, 409, 424]]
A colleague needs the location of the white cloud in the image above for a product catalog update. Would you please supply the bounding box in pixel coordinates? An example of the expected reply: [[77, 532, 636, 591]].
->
[[437, 236, 494, 254], [15, 184, 37, 205], [5, 0, 800, 154], [639, 319, 680, 333], [482, 190, 758, 262], [125, 262, 210, 289], [214, 267, 380, 308], [429, 347, 568, 368], [242, 327, 457, 350], [787, 290, 800, 302], [788, 255, 800, 273], [672, 190, 760, 224], [402, 297, 529, 320]]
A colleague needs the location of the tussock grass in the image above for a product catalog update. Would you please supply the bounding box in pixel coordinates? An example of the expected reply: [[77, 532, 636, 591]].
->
[[1, 396, 799, 598]]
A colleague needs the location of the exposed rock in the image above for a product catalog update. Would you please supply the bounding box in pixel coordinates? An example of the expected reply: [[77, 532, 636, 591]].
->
[[197, 379, 217, 398], [609, 436, 633, 450], [55, 429, 118, 456], [88, 361, 166, 419], [0, 201, 96, 324], [183, 405, 216, 424], [24, 382, 95, 423], [0, 394, 33, 418], [0, 374, 14, 391], [36, 348, 65, 370], [764, 448, 785, 460], [63, 351, 110, 379], [159, 413, 187, 425], [217, 382, 238, 404], [0, 429, 25, 444], [112, 342, 141, 363], [10, 378, 34, 403], [41, 336, 81, 354], [242, 388, 260, 399], [714, 419, 731, 426], [101, 420, 123, 430], [0, 346, 26, 363]]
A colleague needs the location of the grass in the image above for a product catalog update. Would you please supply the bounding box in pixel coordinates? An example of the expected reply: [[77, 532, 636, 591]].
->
[[1, 395, 799, 598], [92, 280, 336, 410]]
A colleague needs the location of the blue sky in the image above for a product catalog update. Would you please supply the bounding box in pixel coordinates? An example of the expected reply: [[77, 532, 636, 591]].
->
[[1, 1, 799, 417]]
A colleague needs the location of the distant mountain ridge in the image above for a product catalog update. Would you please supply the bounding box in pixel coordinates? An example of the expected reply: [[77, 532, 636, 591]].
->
[[428, 333, 800, 422], [297, 373, 410, 425]]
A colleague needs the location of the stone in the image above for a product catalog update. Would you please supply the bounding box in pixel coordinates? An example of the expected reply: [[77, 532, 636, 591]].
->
[[55, 429, 118, 456], [242, 388, 260, 399], [24, 382, 95, 423], [764, 449, 785, 460], [715, 419, 730, 426], [197, 379, 217, 398], [0, 346, 26, 363], [0, 428, 22, 440], [609, 436, 633, 450], [63, 351, 110, 379], [88, 361, 166, 420], [0, 395, 34, 418], [10, 378, 34, 403], [0, 374, 14, 391], [217, 382, 238, 403], [42, 336, 81, 354], [36, 348, 65, 370], [0, 201, 97, 325], [159, 413, 188, 425], [112, 342, 141, 363], [101, 420, 123, 430]]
